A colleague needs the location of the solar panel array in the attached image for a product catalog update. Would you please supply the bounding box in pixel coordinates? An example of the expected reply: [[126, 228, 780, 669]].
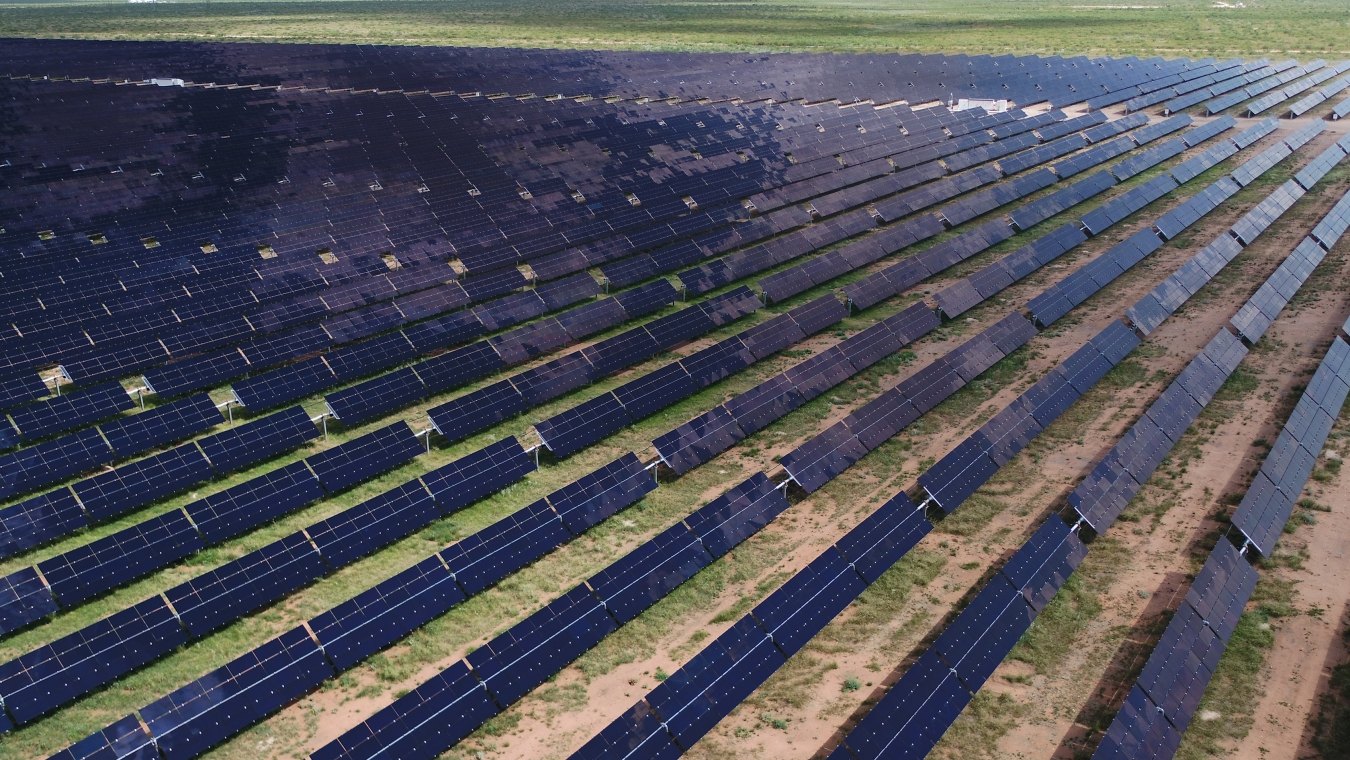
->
[[1095, 325, 1350, 760], [551, 121, 1315, 760], [0, 421, 419, 637], [0, 432, 530, 726], [0, 406, 317, 561], [825, 165, 1345, 760], [2, 39, 1337, 760]]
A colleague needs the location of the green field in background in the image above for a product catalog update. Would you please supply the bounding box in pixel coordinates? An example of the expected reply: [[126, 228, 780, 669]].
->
[[0, 0, 1346, 58]]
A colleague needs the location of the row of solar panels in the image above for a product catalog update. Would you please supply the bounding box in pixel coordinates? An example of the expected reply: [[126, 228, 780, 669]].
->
[[1160, 59, 1301, 114], [1205, 60, 1327, 115], [575, 221, 1139, 759], [1246, 62, 1350, 116], [1124, 59, 1266, 111], [0, 421, 425, 638], [653, 116, 1235, 478], [0, 406, 318, 562], [570, 121, 1319, 760], [1090, 241, 1350, 760], [0, 429, 537, 730], [433, 287, 761, 454], [1288, 74, 1350, 117], [324, 109, 1125, 434], [827, 167, 1342, 760], [36, 86, 1236, 755]]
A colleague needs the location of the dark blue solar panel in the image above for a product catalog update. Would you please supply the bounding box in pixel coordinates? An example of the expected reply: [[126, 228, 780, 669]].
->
[[684, 473, 789, 558], [0, 372, 49, 415], [0, 566, 58, 634], [47, 714, 156, 760], [0, 488, 87, 559], [0, 595, 186, 724], [198, 405, 317, 474], [652, 406, 745, 475], [786, 294, 850, 335], [308, 554, 462, 672], [838, 652, 971, 757], [309, 481, 439, 569], [753, 547, 865, 656], [324, 367, 428, 426], [571, 701, 680, 760], [100, 393, 220, 458], [232, 357, 336, 410], [319, 659, 498, 760], [165, 531, 326, 638], [305, 422, 422, 493], [420, 436, 534, 515], [919, 437, 998, 513], [472, 586, 617, 706], [648, 617, 786, 750], [844, 388, 921, 451], [588, 521, 712, 625], [1183, 539, 1257, 642], [38, 509, 205, 606], [0, 426, 114, 501], [72, 443, 213, 522], [140, 626, 336, 760], [185, 461, 322, 544], [9, 381, 131, 443], [536, 392, 633, 459], [780, 423, 868, 493], [427, 380, 528, 444], [834, 493, 929, 584], [416, 341, 505, 395], [614, 363, 698, 421], [548, 453, 656, 535], [440, 498, 569, 595]]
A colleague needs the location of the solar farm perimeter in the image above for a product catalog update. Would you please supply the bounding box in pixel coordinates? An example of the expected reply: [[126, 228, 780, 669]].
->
[[0, 37, 1348, 760]]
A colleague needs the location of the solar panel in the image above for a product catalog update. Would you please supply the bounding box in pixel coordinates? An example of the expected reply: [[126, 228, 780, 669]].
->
[[440, 498, 569, 594], [92, 393, 218, 459], [307, 553, 462, 672], [0, 427, 114, 501], [684, 473, 789, 558], [165, 531, 327, 638], [72, 443, 214, 523], [548, 453, 656, 534], [0, 566, 58, 634], [8, 381, 132, 443], [0, 372, 49, 415], [309, 481, 440, 569], [305, 422, 423, 493], [139, 625, 336, 759], [427, 380, 529, 444], [0, 489, 87, 560], [419, 436, 535, 515], [231, 357, 337, 410], [184, 461, 322, 544], [38, 509, 205, 607]]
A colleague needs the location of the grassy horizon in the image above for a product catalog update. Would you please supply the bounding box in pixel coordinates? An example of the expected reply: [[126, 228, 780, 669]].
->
[[0, 0, 1347, 58]]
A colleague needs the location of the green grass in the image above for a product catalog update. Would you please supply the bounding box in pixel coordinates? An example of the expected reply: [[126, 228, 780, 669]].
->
[[0, 0, 1346, 58]]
